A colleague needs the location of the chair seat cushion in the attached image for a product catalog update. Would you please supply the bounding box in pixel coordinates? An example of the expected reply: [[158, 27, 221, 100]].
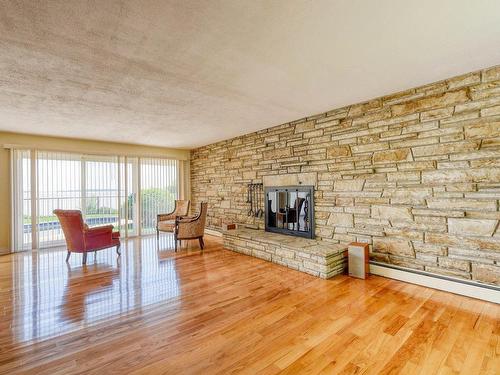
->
[[158, 220, 176, 232]]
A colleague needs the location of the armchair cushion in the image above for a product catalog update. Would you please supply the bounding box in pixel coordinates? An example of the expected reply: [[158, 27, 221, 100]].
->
[[157, 220, 176, 232], [85, 225, 113, 237]]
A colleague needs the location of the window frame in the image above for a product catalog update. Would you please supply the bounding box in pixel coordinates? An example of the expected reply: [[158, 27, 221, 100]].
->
[[10, 147, 182, 251]]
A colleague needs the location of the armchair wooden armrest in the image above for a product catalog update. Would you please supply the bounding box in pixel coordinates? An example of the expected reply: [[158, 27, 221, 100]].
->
[[175, 215, 196, 224]]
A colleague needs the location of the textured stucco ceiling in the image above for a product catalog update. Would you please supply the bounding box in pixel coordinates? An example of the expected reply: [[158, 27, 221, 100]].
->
[[1, 1, 499, 148]]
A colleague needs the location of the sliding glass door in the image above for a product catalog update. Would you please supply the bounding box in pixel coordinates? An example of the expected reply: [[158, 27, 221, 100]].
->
[[11, 149, 32, 251], [140, 158, 178, 235], [36, 151, 84, 247], [11, 150, 179, 251], [119, 156, 139, 237]]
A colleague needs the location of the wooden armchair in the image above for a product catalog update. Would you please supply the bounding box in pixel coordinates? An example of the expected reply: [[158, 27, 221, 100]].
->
[[53, 209, 120, 265], [174, 202, 207, 251], [156, 200, 190, 239]]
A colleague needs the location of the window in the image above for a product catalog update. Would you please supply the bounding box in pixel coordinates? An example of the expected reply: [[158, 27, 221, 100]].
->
[[11, 149, 180, 250], [11, 149, 32, 251], [140, 158, 178, 235]]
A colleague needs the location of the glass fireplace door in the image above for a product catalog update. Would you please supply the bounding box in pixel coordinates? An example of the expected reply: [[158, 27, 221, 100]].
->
[[265, 186, 314, 239]]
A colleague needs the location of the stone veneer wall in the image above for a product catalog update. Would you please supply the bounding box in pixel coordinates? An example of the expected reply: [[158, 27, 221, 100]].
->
[[191, 65, 500, 286]]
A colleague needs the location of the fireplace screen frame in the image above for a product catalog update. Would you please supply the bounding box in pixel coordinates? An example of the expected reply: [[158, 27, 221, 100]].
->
[[264, 185, 315, 239]]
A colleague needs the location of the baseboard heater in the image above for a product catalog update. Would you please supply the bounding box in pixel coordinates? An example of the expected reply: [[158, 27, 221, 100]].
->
[[369, 261, 500, 304]]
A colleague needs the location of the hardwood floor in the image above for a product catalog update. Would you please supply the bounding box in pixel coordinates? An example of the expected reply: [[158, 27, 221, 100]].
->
[[0, 234, 498, 374]]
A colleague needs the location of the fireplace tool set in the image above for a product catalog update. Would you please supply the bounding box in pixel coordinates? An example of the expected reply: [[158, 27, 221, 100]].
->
[[247, 183, 264, 217]]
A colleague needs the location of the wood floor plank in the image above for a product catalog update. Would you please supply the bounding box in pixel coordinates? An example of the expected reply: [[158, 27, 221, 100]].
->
[[0, 234, 498, 374]]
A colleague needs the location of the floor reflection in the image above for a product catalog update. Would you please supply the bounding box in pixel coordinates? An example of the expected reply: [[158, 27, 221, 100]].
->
[[61, 266, 117, 323], [10, 234, 184, 343]]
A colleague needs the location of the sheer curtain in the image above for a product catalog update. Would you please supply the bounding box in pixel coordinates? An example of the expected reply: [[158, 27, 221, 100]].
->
[[11, 149, 180, 251]]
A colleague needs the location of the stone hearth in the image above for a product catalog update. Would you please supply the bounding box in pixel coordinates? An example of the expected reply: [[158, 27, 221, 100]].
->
[[223, 228, 347, 279]]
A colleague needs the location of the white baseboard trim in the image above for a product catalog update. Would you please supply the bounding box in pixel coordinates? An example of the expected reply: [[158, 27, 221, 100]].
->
[[370, 263, 500, 304], [205, 228, 223, 237]]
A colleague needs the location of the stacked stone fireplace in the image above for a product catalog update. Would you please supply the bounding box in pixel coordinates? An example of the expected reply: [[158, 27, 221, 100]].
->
[[220, 174, 346, 280]]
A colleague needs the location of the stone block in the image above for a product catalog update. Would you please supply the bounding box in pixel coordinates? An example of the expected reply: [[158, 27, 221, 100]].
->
[[303, 129, 324, 139], [369, 113, 419, 128], [416, 253, 438, 264], [371, 205, 413, 222], [327, 212, 354, 228], [274, 248, 295, 260], [348, 99, 382, 117], [389, 256, 423, 270], [387, 171, 420, 182], [420, 107, 454, 121], [422, 168, 500, 184], [446, 72, 480, 89], [455, 98, 499, 114], [424, 266, 471, 280], [425, 232, 500, 252], [391, 89, 469, 116], [464, 121, 500, 139], [373, 237, 415, 257], [294, 120, 315, 133], [412, 242, 447, 256], [472, 263, 500, 284], [334, 179, 365, 191], [242, 170, 257, 180], [263, 172, 317, 187], [448, 247, 500, 262], [351, 142, 389, 154], [373, 148, 413, 164], [384, 187, 432, 205], [426, 198, 497, 211], [448, 218, 498, 237], [440, 111, 479, 125], [384, 228, 423, 241], [326, 145, 351, 158], [438, 257, 470, 272], [412, 141, 480, 157], [482, 65, 500, 82], [264, 147, 293, 160]]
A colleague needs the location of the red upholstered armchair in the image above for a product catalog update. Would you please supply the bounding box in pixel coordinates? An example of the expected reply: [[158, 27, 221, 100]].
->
[[54, 210, 121, 265]]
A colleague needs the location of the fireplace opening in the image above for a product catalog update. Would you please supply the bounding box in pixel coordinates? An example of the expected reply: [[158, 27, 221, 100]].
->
[[265, 186, 314, 239]]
